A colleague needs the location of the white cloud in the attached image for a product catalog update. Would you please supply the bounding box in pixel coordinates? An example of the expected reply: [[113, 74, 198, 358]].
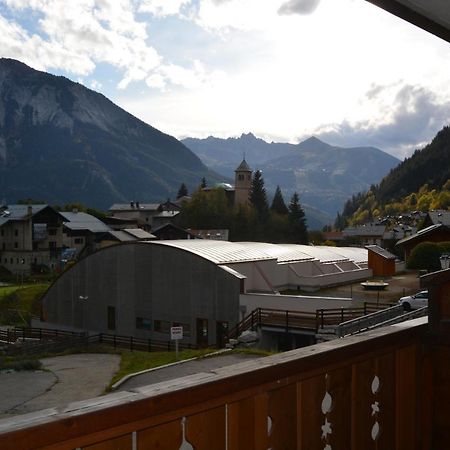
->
[[314, 84, 450, 159], [278, 0, 321, 15], [1, 0, 219, 91], [138, 0, 192, 18], [0, 13, 95, 74], [196, 0, 284, 32], [90, 79, 103, 90]]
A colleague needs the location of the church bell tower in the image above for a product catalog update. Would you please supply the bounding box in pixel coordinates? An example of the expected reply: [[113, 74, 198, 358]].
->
[[234, 158, 252, 206]]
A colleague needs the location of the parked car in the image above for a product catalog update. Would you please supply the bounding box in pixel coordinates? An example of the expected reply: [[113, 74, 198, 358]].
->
[[398, 290, 428, 311]]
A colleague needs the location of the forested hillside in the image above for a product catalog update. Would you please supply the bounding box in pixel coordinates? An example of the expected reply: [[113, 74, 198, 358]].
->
[[336, 126, 450, 227]]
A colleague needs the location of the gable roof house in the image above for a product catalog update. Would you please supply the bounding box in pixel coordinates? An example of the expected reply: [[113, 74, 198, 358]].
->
[[0, 204, 64, 274], [108, 202, 161, 231], [395, 223, 450, 262]]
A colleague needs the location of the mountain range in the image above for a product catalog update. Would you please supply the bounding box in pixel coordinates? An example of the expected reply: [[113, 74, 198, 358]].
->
[[339, 125, 450, 225], [0, 58, 218, 209], [183, 133, 400, 225], [0, 58, 401, 228]]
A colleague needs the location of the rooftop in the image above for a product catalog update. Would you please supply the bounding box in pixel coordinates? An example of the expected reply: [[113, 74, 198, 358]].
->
[[149, 240, 368, 266], [109, 203, 160, 212], [60, 212, 111, 233]]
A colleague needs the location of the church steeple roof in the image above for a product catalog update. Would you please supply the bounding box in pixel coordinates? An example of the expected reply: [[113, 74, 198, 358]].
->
[[235, 158, 252, 172]]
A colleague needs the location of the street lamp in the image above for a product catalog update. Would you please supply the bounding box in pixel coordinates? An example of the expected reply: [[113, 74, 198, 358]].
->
[[440, 254, 450, 270]]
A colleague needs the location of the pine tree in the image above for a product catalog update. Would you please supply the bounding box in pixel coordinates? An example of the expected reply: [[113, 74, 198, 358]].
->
[[200, 177, 207, 189], [288, 192, 308, 244], [270, 185, 288, 215], [177, 183, 188, 199], [250, 170, 269, 222]]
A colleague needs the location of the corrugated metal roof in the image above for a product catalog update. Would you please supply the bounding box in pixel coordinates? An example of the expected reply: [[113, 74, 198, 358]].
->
[[238, 242, 314, 263], [329, 246, 369, 263], [149, 240, 368, 265], [278, 244, 367, 263], [149, 240, 276, 264]]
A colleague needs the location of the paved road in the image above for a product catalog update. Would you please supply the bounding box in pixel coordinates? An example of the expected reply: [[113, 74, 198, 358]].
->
[[116, 353, 263, 391], [0, 353, 120, 419], [0, 352, 264, 421]]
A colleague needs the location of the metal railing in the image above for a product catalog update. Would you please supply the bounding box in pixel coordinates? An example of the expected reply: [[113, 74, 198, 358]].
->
[[227, 302, 392, 341], [336, 306, 428, 337]]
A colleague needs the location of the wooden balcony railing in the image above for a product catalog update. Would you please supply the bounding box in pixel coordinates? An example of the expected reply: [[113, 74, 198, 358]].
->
[[0, 317, 433, 450]]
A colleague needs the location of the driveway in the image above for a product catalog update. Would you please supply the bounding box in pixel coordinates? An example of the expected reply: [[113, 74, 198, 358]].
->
[[116, 352, 264, 391], [0, 353, 120, 418]]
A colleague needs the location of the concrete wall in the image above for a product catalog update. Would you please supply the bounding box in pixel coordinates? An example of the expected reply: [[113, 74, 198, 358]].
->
[[227, 260, 371, 293], [42, 242, 241, 346], [240, 293, 354, 315]]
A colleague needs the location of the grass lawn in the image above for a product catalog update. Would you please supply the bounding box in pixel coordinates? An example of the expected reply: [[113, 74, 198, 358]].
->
[[0, 283, 49, 325], [0, 285, 21, 299]]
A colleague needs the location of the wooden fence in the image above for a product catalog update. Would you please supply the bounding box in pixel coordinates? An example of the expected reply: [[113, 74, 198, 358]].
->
[[0, 327, 195, 355]]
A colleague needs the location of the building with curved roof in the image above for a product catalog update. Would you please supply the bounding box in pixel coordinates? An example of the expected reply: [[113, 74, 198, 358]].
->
[[39, 240, 371, 346]]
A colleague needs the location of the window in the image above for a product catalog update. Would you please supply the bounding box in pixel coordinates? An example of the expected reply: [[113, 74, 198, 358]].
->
[[49, 242, 56, 249], [14, 229, 18, 237], [74, 238, 83, 244], [154, 320, 171, 333], [238, 174, 244, 181], [0, 229, 3, 236], [136, 317, 152, 330], [14, 242, 18, 249], [48, 229, 57, 236], [107, 306, 116, 330], [2, 243, 5, 251]]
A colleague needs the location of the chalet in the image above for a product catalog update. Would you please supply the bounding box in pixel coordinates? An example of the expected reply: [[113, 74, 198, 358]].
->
[[108, 202, 160, 230], [395, 224, 450, 262]]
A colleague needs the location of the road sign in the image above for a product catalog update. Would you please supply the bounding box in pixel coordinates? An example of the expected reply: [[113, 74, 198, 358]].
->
[[170, 326, 183, 340]]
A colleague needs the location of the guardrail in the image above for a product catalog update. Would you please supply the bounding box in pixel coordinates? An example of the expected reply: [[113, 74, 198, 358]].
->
[[336, 306, 429, 337]]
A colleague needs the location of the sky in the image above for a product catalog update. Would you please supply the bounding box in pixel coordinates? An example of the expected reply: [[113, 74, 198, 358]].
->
[[1, 0, 450, 160]]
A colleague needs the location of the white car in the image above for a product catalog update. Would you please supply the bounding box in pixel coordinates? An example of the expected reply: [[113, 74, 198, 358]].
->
[[398, 290, 428, 311]]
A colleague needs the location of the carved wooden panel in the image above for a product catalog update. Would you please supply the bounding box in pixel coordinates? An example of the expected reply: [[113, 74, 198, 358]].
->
[[268, 383, 297, 450], [185, 406, 226, 450], [299, 367, 351, 450], [138, 418, 182, 449], [83, 433, 132, 450]]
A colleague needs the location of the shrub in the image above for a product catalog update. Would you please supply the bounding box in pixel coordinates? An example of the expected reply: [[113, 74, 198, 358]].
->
[[407, 241, 443, 271]]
